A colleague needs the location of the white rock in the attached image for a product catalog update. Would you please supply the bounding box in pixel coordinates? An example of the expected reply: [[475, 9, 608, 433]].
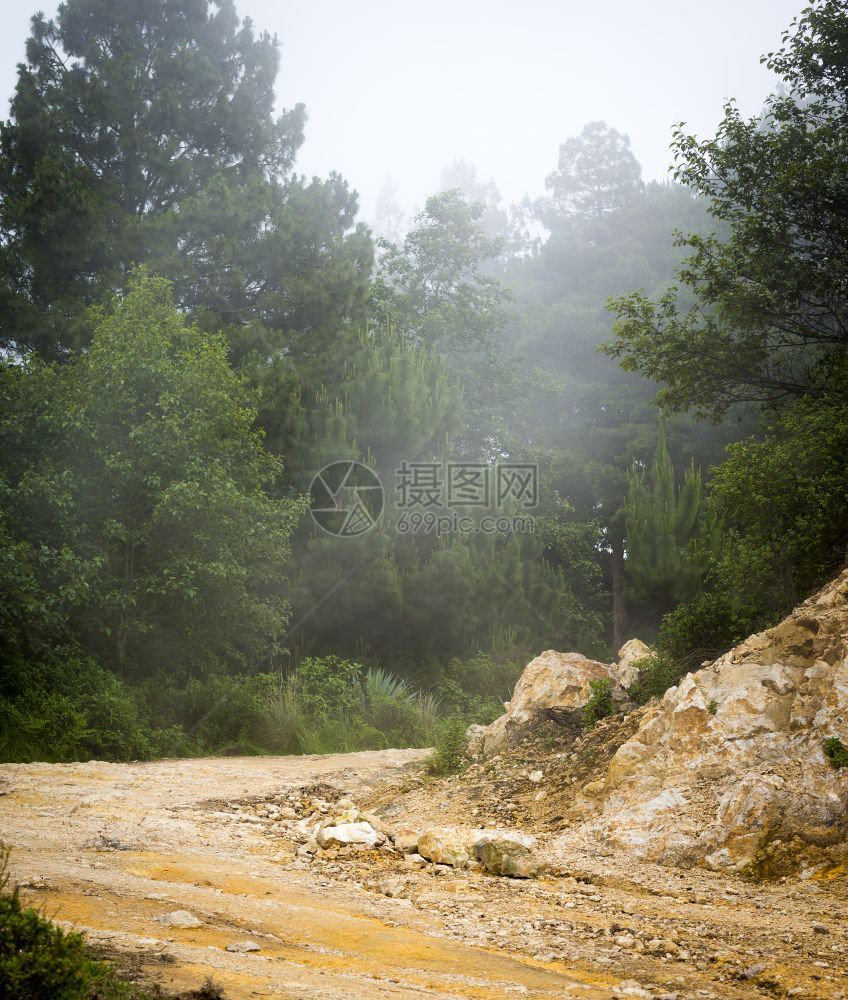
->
[[611, 639, 652, 689], [317, 821, 382, 849], [226, 940, 261, 953], [158, 910, 202, 929]]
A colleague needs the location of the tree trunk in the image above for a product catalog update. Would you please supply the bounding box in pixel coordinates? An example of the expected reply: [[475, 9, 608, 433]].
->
[[611, 536, 627, 652]]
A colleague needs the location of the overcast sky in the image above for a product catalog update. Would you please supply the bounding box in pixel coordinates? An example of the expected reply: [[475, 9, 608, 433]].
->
[[1, 0, 805, 224]]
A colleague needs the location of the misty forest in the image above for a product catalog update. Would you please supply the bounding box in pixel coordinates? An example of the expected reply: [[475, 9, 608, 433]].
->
[[1, 0, 846, 762], [1, 1, 848, 996]]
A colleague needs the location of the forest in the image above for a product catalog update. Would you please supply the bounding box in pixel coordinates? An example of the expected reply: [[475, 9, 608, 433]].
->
[[1, 0, 847, 766]]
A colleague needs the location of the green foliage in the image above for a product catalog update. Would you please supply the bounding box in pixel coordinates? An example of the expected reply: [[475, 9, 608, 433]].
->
[[0, 652, 163, 763], [624, 420, 719, 617], [0, 844, 164, 998], [292, 656, 363, 721], [0, 845, 91, 999], [582, 678, 615, 729], [824, 737, 848, 770], [708, 699, 718, 716], [604, 0, 848, 418], [426, 716, 469, 776], [0, 0, 371, 357], [658, 389, 848, 663], [629, 654, 688, 705], [0, 272, 303, 681], [434, 653, 522, 724]]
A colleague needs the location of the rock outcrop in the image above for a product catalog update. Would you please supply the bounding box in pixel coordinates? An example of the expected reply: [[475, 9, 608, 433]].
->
[[569, 571, 848, 871], [475, 642, 647, 754], [476, 650, 616, 753], [609, 638, 651, 689]]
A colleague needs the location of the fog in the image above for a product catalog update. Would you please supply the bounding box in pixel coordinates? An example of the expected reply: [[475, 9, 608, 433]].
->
[[0, 0, 805, 223]]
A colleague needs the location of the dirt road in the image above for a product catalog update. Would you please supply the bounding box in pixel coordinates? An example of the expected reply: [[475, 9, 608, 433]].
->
[[0, 751, 617, 998], [1, 751, 846, 999]]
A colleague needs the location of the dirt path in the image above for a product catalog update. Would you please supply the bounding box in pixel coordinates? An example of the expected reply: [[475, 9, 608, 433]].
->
[[0, 752, 617, 998], [2, 751, 846, 999]]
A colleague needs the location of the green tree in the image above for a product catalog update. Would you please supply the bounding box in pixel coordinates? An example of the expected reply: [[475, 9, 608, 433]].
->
[[0, 271, 303, 679], [373, 189, 523, 457], [0, 0, 371, 358], [624, 421, 717, 624], [540, 121, 643, 225]]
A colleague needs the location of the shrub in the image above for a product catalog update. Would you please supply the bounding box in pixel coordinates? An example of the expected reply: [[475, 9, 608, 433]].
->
[[291, 656, 363, 720], [629, 654, 687, 705], [582, 678, 614, 729], [434, 652, 521, 724], [0, 652, 160, 763], [426, 716, 469, 775], [824, 737, 848, 770], [0, 843, 180, 998]]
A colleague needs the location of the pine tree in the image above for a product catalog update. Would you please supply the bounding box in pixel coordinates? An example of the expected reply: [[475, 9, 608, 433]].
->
[[624, 421, 716, 620]]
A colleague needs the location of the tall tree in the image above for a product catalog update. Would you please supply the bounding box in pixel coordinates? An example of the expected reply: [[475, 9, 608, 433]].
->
[[540, 121, 643, 225], [0, 0, 371, 357], [0, 271, 303, 679], [624, 421, 716, 627]]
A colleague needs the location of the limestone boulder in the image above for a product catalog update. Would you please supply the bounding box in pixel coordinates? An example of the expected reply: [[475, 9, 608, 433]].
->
[[611, 638, 652, 690], [417, 827, 471, 868], [478, 650, 615, 753], [472, 830, 544, 878]]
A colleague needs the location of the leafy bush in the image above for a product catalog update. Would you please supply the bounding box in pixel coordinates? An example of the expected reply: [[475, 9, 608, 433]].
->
[[291, 656, 363, 720], [0, 652, 161, 763], [582, 678, 614, 729], [426, 716, 469, 775], [434, 652, 521, 724], [629, 653, 687, 705]]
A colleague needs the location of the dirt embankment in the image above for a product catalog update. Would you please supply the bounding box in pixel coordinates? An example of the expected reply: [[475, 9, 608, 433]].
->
[[1, 742, 846, 999]]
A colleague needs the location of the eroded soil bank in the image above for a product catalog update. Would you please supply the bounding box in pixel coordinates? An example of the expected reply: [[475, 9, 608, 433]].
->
[[1, 749, 846, 999]]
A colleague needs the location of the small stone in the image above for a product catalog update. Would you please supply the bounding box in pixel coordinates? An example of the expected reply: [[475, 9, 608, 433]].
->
[[278, 806, 297, 820], [226, 940, 261, 953], [158, 910, 202, 929], [403, 853, 427, 869], [528, 770, 544, 783], [813, 923, 829, 934], [378, 879, 404, 898], [740, 964, 765, 980]]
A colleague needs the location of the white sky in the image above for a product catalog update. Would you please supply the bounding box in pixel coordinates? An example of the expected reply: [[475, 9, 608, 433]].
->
[[1, 0, 805, 222]]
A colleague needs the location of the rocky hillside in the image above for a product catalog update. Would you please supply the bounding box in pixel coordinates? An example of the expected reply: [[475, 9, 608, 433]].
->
[[566, 571, 848, 873]]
